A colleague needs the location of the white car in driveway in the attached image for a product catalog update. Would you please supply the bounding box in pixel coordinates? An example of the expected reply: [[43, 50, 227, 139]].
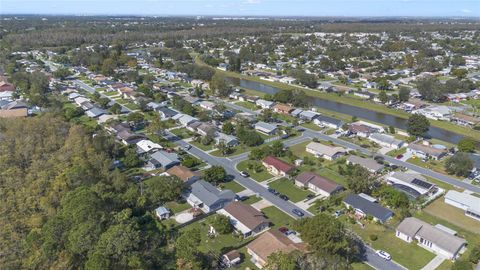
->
[[376, 250, 391, 261]]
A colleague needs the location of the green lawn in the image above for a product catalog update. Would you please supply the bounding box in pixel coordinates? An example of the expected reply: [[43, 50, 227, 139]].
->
[[219, 180, 246, 193], [243, 195, 262, 205], [124, 103, 140, 110], [261, 206, 295, 229], [288, 140, 312, 158], [210, 145, 250, 157], [301, 122, 323, 131], [386, 147, 406, 157], [407, 157, 462, 180], [236, 160, 273, 182], [347, 221, 436, 270], [190, 140, 215, 151], [179, 215, 253, 255], [268, 178, 314, 203], [164, 201, 191, 214], [103, 91, 119, 96], [422, 198, 480, 234], [351, 262, 374, 270], [236, 101, 258, 111], [170, 127, 195, 139]]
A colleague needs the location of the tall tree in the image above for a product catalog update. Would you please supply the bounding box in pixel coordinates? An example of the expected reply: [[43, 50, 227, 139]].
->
[[407, 114, 430, 137]]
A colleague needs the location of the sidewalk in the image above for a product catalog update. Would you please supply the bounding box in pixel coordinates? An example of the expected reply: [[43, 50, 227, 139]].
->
[[421, 254, 446, 270]]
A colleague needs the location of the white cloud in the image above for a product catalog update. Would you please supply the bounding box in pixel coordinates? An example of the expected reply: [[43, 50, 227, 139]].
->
[[460, 9, 472, 13], [244, 0, 261, 4]]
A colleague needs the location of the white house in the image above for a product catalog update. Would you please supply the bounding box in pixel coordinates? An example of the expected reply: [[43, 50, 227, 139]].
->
[[444, 190, 480, 221], [256, 99, 275, 109], [305, 142, 346, 161], [217, 201, 270, 238], [396, 217, 466, 260], [368, 133, 404, 149]]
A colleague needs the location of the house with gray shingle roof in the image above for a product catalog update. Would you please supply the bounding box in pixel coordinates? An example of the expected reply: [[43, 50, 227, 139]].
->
[[186, 180, 235, 213]]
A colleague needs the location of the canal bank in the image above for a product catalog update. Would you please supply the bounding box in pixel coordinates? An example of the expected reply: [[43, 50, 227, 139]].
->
[[228, 77, 468, 144]]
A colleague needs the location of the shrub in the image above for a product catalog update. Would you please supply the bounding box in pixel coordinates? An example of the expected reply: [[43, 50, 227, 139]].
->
[[369, 234, 378, 241]]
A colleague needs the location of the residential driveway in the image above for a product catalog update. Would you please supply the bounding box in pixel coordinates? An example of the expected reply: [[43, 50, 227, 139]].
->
[[421, 254, 446, 270], [175, 212, 194, 224], [251, 199, 273, 210]]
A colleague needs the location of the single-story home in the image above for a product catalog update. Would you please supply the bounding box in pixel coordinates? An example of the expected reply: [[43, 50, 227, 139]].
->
[[254, 121, 278, 135], [157, 106, 178, 120], [147, 150, 180, 170], [272, 103, 294, 115], [116, 130, 147, 145], [218, 201, 270, 238], [407, 142, 448, 160], [368, 133, 404, 149], [386, 172, 436, 198], [305, 142, 346, 161], [199, 100, 216, 111], [222, 250, 242, 268], [136, 139, 163, 154], [313, 115, 343, 129], [176, 114, 198, 126], [85, 107, 106, 118], [299, 110, 319, 121], [247, 230, 306, 269], [256, 99, 275, 109], [444, 190, 480, 221], [262, 156, 295, 177], [166, 165, 201, 185], [396, 217, 466, 260], [290, 108, 303, 118], [186, 180, 235, 213], [348, 123, 381, 138], [295, 172, 343, 197], [215, 132, 239, 147], [346, 155, 384, 173], [343, 194, 393, 223]]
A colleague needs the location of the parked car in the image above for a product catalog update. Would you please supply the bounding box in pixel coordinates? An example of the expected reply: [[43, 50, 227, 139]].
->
[[240, 171, 249, 177], [292, 209, 304, 217], [235, 195, 249, 201], [376, 250, 391, 261], [278, 227, 289, 233], [285, 230, 296, 236], [280, 134, 290, 139], [279, 194, 289, 201], [268, 188, 279, 195], [306, 194, 315, 200], [396, 154, 403, 160], [184, 145, 191, 150]]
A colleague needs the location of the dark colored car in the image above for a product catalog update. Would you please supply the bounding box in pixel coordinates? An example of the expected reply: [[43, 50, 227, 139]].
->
[[306, 194, 315, 200], [279, 194, 289, 201], [278, 227, 289, 233], [292, 209, 304, 217], [268, 188, 279, 195], [396, 154, 403, 160]]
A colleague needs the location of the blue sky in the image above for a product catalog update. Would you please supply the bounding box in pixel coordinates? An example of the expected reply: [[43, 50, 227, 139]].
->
[[1, 0, 479, 17]]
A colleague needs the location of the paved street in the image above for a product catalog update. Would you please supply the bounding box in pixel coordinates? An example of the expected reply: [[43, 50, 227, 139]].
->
[[220, 99, 480, 194], [73, 80, 132, 114]]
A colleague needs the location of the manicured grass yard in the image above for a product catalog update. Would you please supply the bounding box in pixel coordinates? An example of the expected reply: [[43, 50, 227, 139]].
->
[[236, 101, 258, 111], [386, 147, 406, 157], [103, 91, 119, 96], [170, 127, 195, 139], [190, 140, 215, 151], [347, 221, 435, 270], [236, 160, 273, 182], [261, 206, 295, 229], [243, 195, 262, 205], [219, 180, 246, 193], [164, 201, 191, 214], [351, 262, 374, 270], [422, 198, 480, 234], [124, 103, 140, 110], [407, 157, 462, 180], [179, 215, 253, 254], [288, 140, 311, 158], [268, 178, 314, 203], [301, 122, 323, 131], [210, 145, 250, 157]]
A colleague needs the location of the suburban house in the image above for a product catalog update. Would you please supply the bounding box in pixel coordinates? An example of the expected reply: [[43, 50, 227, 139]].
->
[[199, 100, 216, 111], [0, 100, 29, 118], [254, 121, 278, 135], [166, 165, 201, 185], [247, 230, 306, 269], [136, 139, 163, 154], [294, 172, 343, 197], [290, 108, 303, 118], [298, 110, 319, 121], [272, 103, 294, 115], [396, 217, 466, 260], [368, 133, 404, 149], [157, 107, 178, 120], [407, 142, 448, 160], [413, 105, 452, 121], [343, 194, 394, 223], [313, 115, 344, 129], [256, 99, 275, 109], [346, 155, 384, 173], [116, 130, 147, 145], [444, 190, 480, 221], [305, 142, 347, 160], [85, 107, 106, 118], [222, 250, 242, 268], [174, 114, 198, 126], [155, 206, 170, 220], [217, 201, 270, 238], [452, 113, 480, 127], [386, 172, 436, 198], [186, 180, 235, 213], [215, 132, 239, 147], [147, 150, 180, 170], [196, 122, 216, 137], [262, 156, 295, 177], [348, 123, 382, 138]]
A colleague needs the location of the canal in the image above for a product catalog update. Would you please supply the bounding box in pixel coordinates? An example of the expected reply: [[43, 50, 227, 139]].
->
[[232, 78, 464, 144]]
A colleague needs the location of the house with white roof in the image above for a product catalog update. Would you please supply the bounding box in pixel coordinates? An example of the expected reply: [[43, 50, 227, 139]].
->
[[256, 99, 275, 109], [368, 133, 404, 149], [306, 142, 346, 161], [444, 190, 480, 221]]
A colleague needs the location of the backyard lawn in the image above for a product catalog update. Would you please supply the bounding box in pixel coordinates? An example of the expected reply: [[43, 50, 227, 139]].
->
[[170, 127, 195, 139], [422, 198, 480, 234], [268, 178, 314, 202], [236, 160, 273, 182], [347, 221, 436, 270], [219, 180, 246, 193], [164, 201, 191, 214], [235, 101, 258, 111], [261, 206, 295, 229]]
